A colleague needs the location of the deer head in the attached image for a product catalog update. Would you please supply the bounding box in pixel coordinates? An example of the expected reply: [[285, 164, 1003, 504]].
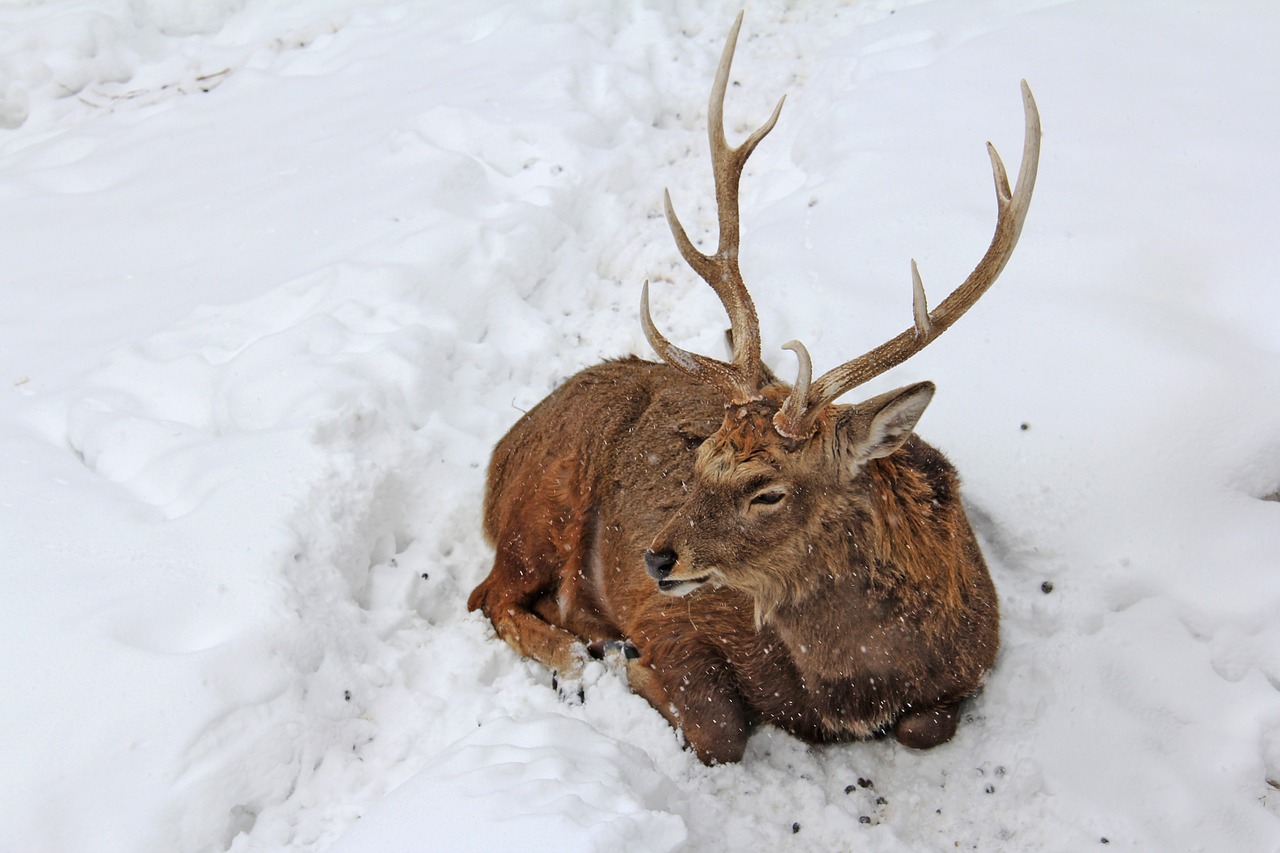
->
[[640, 12, 1040, 614]]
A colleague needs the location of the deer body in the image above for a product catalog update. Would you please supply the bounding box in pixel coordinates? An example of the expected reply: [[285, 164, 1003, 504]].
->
[[473, 358, 998, 762], [468, 14, 1037, 764]]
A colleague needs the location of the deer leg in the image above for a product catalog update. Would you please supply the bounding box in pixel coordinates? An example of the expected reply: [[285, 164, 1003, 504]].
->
[[625, 648, 751, 765], [540, 564, 622, 648], [478, 588, 588, 677], [893, 698, 961, 749], [468, 555, 588, 678]]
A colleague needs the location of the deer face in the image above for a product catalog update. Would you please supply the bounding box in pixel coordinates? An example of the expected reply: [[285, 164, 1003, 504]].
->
[[644, 381, 935, 604]]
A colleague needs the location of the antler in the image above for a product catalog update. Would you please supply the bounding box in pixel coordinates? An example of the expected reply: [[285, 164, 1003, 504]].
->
[[642, 11, 785, 405], [774, 81, 1041, 439]]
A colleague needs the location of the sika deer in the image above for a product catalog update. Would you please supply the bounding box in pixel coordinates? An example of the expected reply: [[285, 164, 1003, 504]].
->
[[469, 13, 1040, 764]]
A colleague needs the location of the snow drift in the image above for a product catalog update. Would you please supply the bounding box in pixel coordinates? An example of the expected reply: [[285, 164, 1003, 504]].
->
[[1, 1, 1278, 850]]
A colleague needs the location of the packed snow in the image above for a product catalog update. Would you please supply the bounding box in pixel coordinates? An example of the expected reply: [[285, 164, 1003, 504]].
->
[[2, 1, 1279, 850]]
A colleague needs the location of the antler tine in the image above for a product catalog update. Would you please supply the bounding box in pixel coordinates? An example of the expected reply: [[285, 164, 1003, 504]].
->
[[776, 81, 1041, 436], [773, 341, 813, 439], [652, 11, 786, 404], [642, 281, 757, 400]]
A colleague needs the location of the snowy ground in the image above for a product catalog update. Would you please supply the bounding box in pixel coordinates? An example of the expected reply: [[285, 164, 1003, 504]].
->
[[2, 1, 1279, 850]]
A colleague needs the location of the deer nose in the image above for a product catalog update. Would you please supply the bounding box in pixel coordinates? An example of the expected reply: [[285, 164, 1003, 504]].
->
[[644, 548, 678, 580]]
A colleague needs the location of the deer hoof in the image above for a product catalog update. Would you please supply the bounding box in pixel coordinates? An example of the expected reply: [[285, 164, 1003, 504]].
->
[[551, 670, 586, 705], [587, 639, 640, 660]]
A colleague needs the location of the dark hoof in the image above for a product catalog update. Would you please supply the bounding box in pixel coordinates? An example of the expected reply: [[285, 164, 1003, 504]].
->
[[551, 671, 585, 705], [587, 639, 640, 660]]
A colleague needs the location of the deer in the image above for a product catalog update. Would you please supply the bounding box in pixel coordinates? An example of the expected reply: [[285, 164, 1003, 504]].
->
[[468, 12, 1040, 765]]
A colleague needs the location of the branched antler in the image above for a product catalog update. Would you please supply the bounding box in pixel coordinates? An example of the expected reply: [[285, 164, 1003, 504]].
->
[[774, 81, 1041, 439], [642, 11, 785, 405]]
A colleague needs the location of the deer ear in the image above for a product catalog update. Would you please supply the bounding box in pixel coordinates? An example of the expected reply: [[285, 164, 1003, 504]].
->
[[837, 381, 936, 464]]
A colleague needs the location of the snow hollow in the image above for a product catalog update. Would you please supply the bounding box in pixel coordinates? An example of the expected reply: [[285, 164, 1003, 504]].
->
[[1, 1, 1279, 851]]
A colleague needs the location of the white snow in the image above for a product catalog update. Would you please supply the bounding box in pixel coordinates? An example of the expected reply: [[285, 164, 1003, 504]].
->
[[2, 0, 1279, 850]]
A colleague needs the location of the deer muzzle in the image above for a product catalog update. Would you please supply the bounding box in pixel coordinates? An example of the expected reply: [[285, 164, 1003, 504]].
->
[[644, 546, 713, 596]]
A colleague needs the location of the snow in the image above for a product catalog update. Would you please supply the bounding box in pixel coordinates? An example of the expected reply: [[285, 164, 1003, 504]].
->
[[2, 0, 1279, 850]]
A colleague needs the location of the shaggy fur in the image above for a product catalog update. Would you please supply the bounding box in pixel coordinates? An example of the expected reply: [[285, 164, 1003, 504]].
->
[[469, 358, 999, 764]]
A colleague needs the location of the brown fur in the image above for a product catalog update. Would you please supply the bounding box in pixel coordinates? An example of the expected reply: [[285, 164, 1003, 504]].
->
[[467, 14, 1028, 764], [469, 359, 999, 764]]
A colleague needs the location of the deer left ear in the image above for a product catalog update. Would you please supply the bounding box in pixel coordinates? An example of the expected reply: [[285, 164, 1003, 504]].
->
[[837, 381, 936, 464]]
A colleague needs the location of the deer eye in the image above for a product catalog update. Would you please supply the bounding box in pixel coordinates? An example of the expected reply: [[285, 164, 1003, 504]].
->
[[750, 488, 787, 507]]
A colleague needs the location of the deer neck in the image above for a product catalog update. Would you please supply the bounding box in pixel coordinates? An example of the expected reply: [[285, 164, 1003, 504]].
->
[[760, 444, 971, 683]]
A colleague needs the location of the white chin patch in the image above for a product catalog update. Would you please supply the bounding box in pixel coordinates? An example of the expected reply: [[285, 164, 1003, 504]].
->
[[656, 576, 710, 597]]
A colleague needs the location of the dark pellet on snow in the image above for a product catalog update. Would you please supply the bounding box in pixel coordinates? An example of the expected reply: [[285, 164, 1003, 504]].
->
[[1041, 580, 1054, 594]]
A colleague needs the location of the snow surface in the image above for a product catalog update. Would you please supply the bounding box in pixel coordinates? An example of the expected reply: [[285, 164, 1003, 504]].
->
[[2, 0, 1279, 850]]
